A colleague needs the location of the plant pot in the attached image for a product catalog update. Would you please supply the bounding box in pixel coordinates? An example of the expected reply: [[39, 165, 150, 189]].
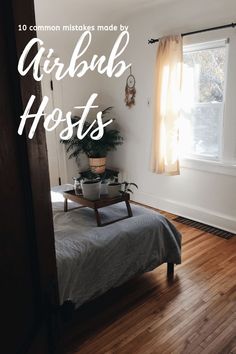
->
[[107, 182, 122, 198], [81, 180, 101, 200], [89, 157, 106, 174], [101, 181, 108, 195]]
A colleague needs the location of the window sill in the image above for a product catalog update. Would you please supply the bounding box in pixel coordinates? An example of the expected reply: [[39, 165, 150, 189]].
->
[[180, 157, 236, 176]]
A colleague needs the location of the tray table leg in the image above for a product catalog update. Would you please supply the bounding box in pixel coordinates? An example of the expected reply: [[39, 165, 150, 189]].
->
[[64, 197, 68, 212], [125, 200, 133, 217], [94, 207, 101, 226]]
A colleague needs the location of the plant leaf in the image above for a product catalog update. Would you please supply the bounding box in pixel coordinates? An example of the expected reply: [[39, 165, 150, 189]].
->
[[127, 188, 133, 193], [130, 183, 138, 189]]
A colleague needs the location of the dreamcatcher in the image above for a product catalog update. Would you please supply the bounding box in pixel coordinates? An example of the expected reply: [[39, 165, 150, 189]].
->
[[125, 67, 136, 108]]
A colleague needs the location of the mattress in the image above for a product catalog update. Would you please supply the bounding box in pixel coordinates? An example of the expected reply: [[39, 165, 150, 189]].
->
[[52, 185, 181, 308]]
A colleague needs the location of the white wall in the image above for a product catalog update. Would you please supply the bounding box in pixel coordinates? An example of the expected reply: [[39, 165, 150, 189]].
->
[[100, 0, 236, 232], [34, 0, 113, 182]]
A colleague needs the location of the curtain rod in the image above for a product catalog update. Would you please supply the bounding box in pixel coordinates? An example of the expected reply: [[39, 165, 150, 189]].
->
[[148, 22, 236, 44]]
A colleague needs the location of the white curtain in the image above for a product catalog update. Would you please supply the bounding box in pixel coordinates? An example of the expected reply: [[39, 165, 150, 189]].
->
[[151, 35, 183, 175]]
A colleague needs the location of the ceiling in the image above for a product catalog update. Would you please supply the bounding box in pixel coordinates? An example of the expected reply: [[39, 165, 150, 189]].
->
[[34, 0, 236, 55]]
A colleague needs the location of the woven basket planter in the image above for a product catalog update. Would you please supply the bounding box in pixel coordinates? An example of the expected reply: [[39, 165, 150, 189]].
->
[[89, 157, 106, 174]]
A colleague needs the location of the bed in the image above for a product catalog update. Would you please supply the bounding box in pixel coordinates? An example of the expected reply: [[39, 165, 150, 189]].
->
[[52, 185, 181, 309]]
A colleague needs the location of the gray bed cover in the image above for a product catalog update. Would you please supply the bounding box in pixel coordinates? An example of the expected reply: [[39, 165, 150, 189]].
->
[[52, 186, 181, 308]]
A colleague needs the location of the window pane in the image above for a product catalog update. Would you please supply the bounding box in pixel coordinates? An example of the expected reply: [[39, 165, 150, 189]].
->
[[181, 42, 227, 160], [180, 103, 222, 158], [183, 47, 226, 103]]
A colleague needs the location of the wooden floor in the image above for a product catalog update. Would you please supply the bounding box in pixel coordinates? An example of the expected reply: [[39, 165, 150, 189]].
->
[[62, 210, 236, 354]]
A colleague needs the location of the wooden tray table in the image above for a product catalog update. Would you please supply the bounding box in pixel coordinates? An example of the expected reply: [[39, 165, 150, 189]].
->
[[63, 190, 133, 227]]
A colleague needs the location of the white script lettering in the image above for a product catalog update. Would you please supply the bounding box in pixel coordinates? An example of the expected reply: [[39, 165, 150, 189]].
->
[[18, 31, 131, 80], [18, 93, 113, 140]]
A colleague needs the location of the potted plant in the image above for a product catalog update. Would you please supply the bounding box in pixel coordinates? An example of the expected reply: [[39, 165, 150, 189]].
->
[[61, 107, 123, 174], [121, 181, 138, 194]]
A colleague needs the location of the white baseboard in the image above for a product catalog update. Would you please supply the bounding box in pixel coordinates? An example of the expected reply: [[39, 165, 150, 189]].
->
[[133, 191, 236, 233]]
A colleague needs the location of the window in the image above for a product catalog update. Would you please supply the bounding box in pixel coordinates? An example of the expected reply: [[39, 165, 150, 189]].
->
[[180, 39, 228, 161]]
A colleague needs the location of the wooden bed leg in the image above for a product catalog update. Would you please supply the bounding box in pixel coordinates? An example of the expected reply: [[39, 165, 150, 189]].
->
[[167, 263, 174, 279]]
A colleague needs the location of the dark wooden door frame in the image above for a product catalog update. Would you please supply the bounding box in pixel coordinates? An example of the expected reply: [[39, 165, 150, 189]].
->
[[11, 0, 60, 310], [1, 1, 60, 353]]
